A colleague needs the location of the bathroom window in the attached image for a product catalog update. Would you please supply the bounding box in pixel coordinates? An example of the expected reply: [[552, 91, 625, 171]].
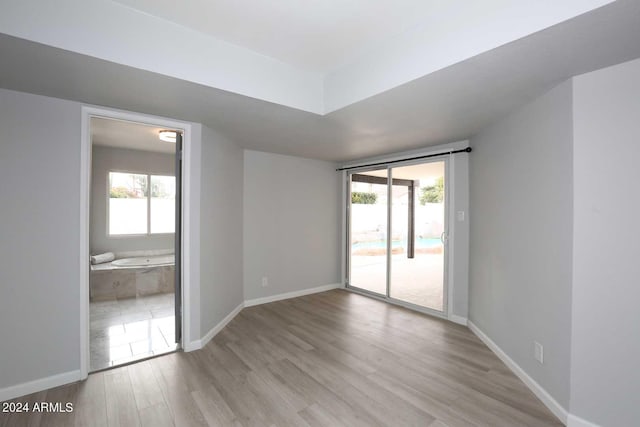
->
[[150, 175, 176, 234], [108, 172, 175, 235]]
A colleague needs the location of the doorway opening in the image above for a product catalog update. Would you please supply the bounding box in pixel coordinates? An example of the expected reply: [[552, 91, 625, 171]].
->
[[84, 114, 184, 372], [347, 159, 448, 315]]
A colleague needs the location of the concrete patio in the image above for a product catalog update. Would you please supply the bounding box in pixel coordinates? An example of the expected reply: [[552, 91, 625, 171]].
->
[[350, 252, 444, 312]]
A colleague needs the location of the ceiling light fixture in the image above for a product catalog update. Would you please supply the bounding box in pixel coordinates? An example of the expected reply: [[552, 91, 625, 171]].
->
[[158, 130, 177, 143]]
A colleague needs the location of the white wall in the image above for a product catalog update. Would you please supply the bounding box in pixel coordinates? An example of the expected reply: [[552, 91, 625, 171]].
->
[[0, 89, 82, 391], [199, 126, 244, 336], [450, 153, 469, 318], [0, 85, 330, 398], [469, 81, 574, 409], [570, 58, 640, 427], [243, 150, 341, 300], [90, 145, 175, 254], [0, 88, 236, 399]]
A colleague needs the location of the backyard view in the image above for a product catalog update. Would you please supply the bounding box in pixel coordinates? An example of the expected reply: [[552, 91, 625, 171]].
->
[[109, 172, 176, 235], [349, 162, 445, 312]]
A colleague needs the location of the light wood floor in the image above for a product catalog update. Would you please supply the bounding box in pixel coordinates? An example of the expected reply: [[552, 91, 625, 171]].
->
[[1, 290, 563, 426]]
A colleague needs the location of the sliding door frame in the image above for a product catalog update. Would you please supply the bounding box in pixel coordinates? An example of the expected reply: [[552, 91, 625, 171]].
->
[[344, 156, 451, 320], [344, 164, 389, 299]]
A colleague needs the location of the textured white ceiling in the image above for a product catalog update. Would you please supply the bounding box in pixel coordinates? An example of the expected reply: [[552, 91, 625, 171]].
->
[[91, 117, 179, 154], [110, 0, 612, 76], [111, 0, 444, 72], [0, 0, 638, 162], [0, 0, 615, 113]]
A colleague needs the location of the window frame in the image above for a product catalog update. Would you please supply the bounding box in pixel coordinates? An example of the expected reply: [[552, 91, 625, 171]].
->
[[107, 169, 176, 237]]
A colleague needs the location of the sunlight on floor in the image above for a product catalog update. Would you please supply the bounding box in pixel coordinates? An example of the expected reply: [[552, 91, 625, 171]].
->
[[90, 293, 176, 371]]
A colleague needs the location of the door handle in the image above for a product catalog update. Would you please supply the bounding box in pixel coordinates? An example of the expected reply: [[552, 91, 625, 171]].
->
[[440, 231, 448, 244]]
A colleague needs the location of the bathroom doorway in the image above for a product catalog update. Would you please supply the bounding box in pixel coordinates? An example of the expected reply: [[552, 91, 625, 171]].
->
[[85, 115, 184, 372]]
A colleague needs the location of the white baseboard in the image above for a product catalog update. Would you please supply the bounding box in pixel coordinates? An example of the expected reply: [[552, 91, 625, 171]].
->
[[184, 301, 245, 351], [186, 283, 342, 351], [467, 321, 568, 425], [567, 414, 601, 427], [185, 284, 343, 351], [0, 370, 82, 403], [448, 314, 468, 326], [244, 283, 342, 307]]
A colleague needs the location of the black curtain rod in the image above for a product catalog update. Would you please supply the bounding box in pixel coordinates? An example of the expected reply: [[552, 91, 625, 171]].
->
[[336, 147, 472, 171]]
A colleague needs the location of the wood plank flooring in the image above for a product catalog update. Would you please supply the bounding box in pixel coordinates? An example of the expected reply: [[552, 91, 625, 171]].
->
[[1, 290, 563, 426]]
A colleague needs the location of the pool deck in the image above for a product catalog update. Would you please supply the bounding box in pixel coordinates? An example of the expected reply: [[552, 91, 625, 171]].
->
[[350, 252, 444, 312]]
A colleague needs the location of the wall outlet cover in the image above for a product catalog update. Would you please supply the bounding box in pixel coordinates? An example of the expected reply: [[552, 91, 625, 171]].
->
[[534, 341, 544, 364]]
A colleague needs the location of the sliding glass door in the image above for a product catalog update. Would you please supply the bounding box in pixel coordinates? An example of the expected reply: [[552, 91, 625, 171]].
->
[[389, 162, 446, 312], [348, 170, 388, 295], [347, 160, 447, 314]]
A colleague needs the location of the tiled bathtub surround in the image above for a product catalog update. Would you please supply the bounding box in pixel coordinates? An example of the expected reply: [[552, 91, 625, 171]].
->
[[90, 292, 176, 371], [89, 249, 177, 370], [90, 265, 174, 300]]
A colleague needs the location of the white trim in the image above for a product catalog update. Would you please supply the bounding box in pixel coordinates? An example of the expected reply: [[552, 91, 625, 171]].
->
[[244, 283, 342, 307], [79, 110, 91, 380], [446, 155, 455, 317], [567, 414, 601, 427], [345, 286, 449, 321], [341, 170, 348, 288], [448, 314, 468, 326], [80, 105, 193, 377], [106, 171, 177, 237], [467, 321, 568, 424], [184, 302, 244, 351], [338, 140, 469, 170], [181, 124, 193, 350], [386, 167, 392, 297], [0, 370, 82, 402], [186, 283, 345, 351]]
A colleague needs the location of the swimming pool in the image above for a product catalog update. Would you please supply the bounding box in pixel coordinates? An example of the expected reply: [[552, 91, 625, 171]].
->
[[351, 237, 442, 250]]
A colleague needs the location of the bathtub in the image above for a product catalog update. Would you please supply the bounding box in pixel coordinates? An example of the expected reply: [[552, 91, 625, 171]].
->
[[111, 254, 174, 268], [90, 252, 175, 301]]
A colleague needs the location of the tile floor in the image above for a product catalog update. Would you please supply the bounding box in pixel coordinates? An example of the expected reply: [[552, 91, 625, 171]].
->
[[90, 292, 177, 371]]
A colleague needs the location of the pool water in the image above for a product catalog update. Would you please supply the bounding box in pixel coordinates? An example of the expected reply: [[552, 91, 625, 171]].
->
[[352, 237, 442, 250]]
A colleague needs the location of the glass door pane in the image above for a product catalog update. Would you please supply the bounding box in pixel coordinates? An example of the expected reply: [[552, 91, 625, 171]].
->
[[389, 161, 446, 311], [348, 170, 388, 295]]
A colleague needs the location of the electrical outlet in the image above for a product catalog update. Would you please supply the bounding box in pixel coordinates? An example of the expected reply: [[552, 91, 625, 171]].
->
[[534, 341, 544, 364], [261, 277, 269, 287]]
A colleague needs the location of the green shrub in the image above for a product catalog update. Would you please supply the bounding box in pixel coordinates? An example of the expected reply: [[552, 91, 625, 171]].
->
[[420, 177, 444, 204], [352, 192, 377, 204], [109, 187, 141, 198]]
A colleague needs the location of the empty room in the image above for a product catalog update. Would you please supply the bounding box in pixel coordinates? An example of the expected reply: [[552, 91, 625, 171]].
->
[[1, 1, 639, 426]]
